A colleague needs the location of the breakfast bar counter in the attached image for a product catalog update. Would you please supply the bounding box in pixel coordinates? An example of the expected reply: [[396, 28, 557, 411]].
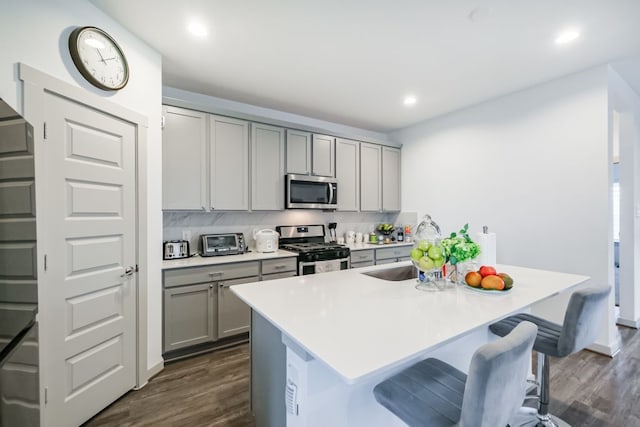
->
[[231, 262, 589, 427]]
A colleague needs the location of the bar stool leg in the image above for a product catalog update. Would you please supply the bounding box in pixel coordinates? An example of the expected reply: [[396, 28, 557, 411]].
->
[[510, 354, 571, 427]]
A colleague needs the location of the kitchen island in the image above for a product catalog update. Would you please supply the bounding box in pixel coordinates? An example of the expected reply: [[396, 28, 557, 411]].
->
[[231, 261, 590, 427]]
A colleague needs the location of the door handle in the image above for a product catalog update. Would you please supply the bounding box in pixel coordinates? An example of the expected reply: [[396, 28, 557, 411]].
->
[[120, 266, 136, 278]]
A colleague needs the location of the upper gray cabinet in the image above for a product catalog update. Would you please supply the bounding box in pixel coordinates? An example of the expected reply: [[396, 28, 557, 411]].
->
[[285, 131, 335, 177], [360, 142, 382, 212], [162, 106, 207, 210], [335, 138, 359, 211], [311, 134, 335, 177], [382, 146, 401, 211], [209, 115, 249, 210], [251, 123, 285, 210], [286, 129, 311, 175]]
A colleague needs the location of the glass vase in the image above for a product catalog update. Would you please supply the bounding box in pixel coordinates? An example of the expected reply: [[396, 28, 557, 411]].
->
[[448, 260, 477, 286]]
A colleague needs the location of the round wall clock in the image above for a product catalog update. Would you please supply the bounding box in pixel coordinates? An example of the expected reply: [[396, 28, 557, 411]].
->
[[68, 26, 129, 91]]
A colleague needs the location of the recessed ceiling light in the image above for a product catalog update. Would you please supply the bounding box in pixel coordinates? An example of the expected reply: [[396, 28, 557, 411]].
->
[[84, 39, 105, 49], [403, 96, 417, 106], [187, 21, 208, 38], [555, 29, 580, 45]]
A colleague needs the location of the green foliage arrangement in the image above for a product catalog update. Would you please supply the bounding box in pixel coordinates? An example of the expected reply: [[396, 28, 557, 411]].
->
[[441, 223, 481, 265]]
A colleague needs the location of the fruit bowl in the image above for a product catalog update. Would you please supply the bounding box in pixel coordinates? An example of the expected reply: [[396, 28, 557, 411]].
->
[[463, 267, 514, 292], [464, 284, 513, 294]]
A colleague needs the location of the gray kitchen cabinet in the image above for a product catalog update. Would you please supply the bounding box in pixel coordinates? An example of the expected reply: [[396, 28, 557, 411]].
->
[[261, 257, 297, 280], [261, 271, 298, 281], [218, 276, 259, 339], [163, 283, 215, 352], [312, 134, 335, 177], [335, 138, 360, 211], [261, 257, 297, 275], [162, 106, 207, 210], [286, 129, 311, 175], [375, 246, 412, 264], [163, 261, 261, 356], [285, 131, 334, 177], [251, 123, 285, 210], [360, 142, 382, 212], [382, 146, 401, 211], [351, 249, 375, 269], [209, 115, 249, 210]]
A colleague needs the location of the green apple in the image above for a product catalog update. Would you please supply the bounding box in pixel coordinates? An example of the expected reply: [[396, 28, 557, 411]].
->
[[410, 248, 423, 261], [433, 257, 445, 268], [417, 240, 431, 252], [418, 256, 435, 271], [427, 245, 444, 260]]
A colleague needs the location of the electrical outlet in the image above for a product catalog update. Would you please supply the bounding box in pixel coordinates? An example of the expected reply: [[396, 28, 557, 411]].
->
[[182, 230, 192, 241]]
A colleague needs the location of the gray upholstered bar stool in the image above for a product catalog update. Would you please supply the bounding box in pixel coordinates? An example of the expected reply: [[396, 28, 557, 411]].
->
[[489, 286, 610, 427], [373, 321, 538, 427]]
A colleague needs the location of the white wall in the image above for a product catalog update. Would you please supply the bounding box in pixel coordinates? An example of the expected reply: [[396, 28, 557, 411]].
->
[[392, 66, 620, 354], [0, 0, 163, 371]]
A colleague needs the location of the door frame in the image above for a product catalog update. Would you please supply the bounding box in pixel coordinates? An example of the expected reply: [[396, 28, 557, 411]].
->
[[18, 63, 150, 423]]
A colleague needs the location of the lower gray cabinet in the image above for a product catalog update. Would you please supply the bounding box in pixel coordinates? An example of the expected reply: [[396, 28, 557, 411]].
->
[[164, 283, 215, 353], [350, 249, 375, 269], [217, 276, 259, 339], [375, 246, 412, 265]]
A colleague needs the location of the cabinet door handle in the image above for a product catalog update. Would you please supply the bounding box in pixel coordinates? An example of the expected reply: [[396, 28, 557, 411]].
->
[[274, 265, 286, 270], [209, 271, 224, 277]]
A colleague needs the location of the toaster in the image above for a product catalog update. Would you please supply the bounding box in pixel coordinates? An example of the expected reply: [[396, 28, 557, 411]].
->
[[163, 240, 190, 260]]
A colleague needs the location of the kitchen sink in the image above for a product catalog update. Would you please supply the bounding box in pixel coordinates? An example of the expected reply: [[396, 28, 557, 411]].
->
[[362, 265, 418, 281]]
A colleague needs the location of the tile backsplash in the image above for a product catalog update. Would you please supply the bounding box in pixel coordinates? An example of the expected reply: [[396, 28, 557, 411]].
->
[[163, 210, 418, 252]]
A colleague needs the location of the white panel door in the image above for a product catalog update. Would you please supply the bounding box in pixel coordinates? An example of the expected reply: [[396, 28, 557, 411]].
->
[[43, 93, 136, 426]]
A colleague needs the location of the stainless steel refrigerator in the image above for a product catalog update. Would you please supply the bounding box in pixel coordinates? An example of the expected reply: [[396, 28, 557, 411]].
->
[[0, 98, 39, 426]]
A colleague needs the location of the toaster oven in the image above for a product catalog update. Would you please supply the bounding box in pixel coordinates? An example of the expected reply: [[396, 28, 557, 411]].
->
[[200, 233, 246, 256]]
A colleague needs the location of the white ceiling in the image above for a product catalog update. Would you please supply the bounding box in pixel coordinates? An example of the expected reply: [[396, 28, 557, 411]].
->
[[92, 0, 640, 133]]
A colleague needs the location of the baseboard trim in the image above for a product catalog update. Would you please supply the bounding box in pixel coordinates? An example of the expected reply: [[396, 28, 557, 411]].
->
[[586, 342, 620, 358], [616, 317, 640, 329], [134, 360, 164, 390]]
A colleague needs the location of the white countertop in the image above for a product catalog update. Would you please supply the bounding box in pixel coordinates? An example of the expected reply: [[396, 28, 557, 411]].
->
[[162, 249, 298, 270], [232, 261, 589, 384]]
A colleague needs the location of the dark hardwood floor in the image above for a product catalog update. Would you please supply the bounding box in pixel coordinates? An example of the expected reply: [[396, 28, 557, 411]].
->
[[84, 325, 640, 427], [83, 344, 254, 427]]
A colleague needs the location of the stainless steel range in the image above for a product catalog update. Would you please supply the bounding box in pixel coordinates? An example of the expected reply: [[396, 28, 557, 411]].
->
[[277, 225, 350, 275]]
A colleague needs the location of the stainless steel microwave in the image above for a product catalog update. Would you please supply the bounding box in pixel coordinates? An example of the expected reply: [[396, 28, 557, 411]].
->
[[286, 174, 337, 210]]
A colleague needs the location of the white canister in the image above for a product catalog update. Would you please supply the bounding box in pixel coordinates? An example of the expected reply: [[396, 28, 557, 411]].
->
[[346, 230, 355, 244], [355, 232, 363, 243]]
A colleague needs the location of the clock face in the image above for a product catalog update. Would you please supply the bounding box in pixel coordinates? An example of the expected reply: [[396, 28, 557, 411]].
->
[[69, 26, 129, 91]]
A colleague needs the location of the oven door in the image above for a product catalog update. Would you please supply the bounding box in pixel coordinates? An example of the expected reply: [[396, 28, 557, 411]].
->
[[286, 174, 337, 209], [299, 257, 350, 275]]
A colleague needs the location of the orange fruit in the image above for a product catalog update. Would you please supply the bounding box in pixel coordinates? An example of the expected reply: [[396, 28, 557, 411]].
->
[[480, 275, 505, 290], [465, 271, 483, 287]]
